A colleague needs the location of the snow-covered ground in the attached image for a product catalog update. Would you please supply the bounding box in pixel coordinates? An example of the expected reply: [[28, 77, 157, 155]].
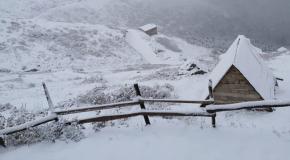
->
[[0, 17, 213, 110], [1, 35, 290, 160], [1, 0, 290, 159], [1, 124, 290, 160]]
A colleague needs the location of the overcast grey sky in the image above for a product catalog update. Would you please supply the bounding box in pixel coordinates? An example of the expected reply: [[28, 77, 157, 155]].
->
[[110, 0, 290, 50]]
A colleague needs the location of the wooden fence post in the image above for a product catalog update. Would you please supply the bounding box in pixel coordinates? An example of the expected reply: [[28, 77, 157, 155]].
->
[[0, 137, 5, 147], [42, 82, 54, 110], [42, 82, 58, 121], [133, 83, 151, 125], [211, 114, 216, 128], [208, 79, 213, 99]]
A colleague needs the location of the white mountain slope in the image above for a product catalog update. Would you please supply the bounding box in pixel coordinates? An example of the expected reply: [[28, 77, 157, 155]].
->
[[0, 18, 145, 72], [0, 18, 212, 72], [125, 29, 163, 64], [1, 30, 290, 159], [0, 17, 212, 110]]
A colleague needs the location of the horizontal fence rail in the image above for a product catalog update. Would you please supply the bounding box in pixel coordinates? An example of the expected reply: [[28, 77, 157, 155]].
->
[[206, 100, 290, 112], [55, 101, 140, 115], [0, 114, 58, 136], [140, 98, 214, 105], [1, 98, 215, 137], [55, 98, 214, 116], [2, 99, 290, 137], [72, 110, 215, 124]]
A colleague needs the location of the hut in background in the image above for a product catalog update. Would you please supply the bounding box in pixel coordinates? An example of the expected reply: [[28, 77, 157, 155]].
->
[[139, 24, 158, 36]]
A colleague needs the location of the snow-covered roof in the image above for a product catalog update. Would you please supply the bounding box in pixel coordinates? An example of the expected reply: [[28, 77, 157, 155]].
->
[[209, 35, 276, 100], [139, 24, 157, 32], [277, 47, 289, 53]]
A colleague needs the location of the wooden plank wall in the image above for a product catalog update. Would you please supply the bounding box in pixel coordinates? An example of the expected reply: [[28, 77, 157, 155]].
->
[[213, 66, 263, 104]]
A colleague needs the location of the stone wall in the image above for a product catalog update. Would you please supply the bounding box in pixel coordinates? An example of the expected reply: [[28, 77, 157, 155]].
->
[[213, 65, 263, 104]]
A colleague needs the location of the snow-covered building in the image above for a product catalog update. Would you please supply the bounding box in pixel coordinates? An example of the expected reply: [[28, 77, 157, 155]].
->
[[139, 24, 158, 36], [205, 35, 276, 105]]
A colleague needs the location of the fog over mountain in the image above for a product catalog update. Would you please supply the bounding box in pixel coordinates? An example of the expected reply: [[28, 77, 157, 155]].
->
[[0, 0, 289, 50], [98, 0, 290, 51]]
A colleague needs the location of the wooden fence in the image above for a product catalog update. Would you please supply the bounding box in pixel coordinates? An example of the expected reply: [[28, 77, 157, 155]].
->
[[1, 82, 290, 147], [0, 83, 215, 137]]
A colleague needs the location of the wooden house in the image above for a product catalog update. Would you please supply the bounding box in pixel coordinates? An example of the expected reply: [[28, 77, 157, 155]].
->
[[139, 24, 158, 36], [204, 35, 276, 106]]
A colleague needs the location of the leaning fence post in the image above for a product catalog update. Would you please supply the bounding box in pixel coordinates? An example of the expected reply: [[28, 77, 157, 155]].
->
[[133, 83, 151, 125], [42, 82, 54, 110], [42, 82, 58, 121]]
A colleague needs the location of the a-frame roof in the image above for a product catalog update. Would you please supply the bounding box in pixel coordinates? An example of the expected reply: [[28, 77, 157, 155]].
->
[[209, 35, 276, 100]]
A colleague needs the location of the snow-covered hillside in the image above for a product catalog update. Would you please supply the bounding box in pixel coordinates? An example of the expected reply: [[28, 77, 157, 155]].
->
[[0, 0, 290, 160], [0, 16, 213, 109], [1, 0, 289, 50], [0, 18, 143, 72]]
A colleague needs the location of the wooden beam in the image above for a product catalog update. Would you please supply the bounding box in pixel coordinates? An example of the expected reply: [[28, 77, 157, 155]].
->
[[74, 110, 214, 125], [208, 79, 214, 99], [55, 97, 214, 116], [42, 82, 54, 110], [206, 100, 290, 113], [55, 101, 140, 115], [134, 83, 151, 125], [0, 114, 58, 135], [141, 98, 214, 104], [276, 77, 284, 81], [211, 114, 216, 128]]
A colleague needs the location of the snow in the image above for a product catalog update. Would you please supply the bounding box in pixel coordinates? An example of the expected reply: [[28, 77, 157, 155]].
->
[[206, 99, 290, 112], [277, 47, 289, 53], [1, 124, 290, 160], [1, 2, 290, 160], [0, 18, 144, 72], [0, 19, 212, 110], [125, 29, 162, 64], [0, 114, 57, 135], [54, 100, 140, 114], [139, 24, 157, 32], [1, 48, 290, 159], [208, 35, 276, 100], [76, 109, 213, 119], [0, 70, 103, 111]]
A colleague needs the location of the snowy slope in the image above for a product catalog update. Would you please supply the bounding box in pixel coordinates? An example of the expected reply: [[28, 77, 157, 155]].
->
[[2, 50, 290, 160], [125, 29, 162, 64], [0, 18, 145, 72], [0, 17, 213, 110]]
